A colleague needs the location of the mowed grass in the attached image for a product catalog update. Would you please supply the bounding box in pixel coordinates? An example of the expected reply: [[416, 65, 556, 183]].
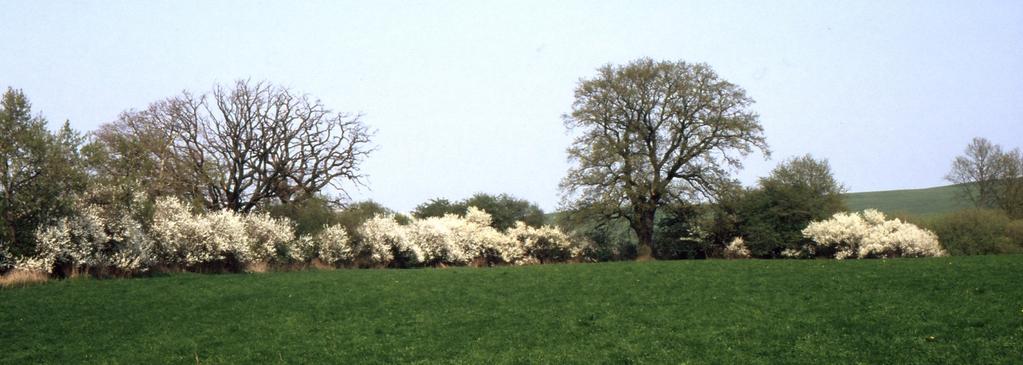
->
[[2, 256, 1022, 364], [843, 184, 972, 217]]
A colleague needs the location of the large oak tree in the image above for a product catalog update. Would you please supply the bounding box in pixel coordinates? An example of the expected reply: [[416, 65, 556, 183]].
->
[[560, 59, 769, 259], [94, 80, 373, 212]]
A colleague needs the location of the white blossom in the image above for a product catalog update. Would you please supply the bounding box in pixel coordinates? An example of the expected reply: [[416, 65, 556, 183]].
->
[[358, 215, 413, 266], [507, 222, 576, 263], [724, 237, 752, 259], [315, 225, 356, 265], [32, 197, 155, 273], [12, 256, 54, 274], [243, 213, 295, 263], [802, 209, 946, 259]]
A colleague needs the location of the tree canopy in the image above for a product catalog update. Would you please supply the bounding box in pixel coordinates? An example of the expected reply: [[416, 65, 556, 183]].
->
[[560, 58, 768, 259], [412, 193, 545, 231], [946, 137, 1023, 218], [94, 80, 374, 213], [0, 88, 87, 255], [730, 155, 846, 257]]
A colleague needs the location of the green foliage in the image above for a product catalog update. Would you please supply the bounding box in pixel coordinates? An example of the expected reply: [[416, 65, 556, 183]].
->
[[560, 59, 769, 258], [335, 200, 395, 239], [561, 202, 709, 261], [81, 112, 186, 206], [554, 205, 637, 261], [703, 183, 744, 256], [1005, 220, 1023, 247], [1, 257, 1021, 363], [463, 193, 544, 230], [713, 155, 846, 258], [411, 198, 459, 219], [926, 209, 1021, 255], [578, 228, 637, 262], [392, 213, 412, 225], [266, 196, 341, 236], [412, 193, 544, 231], [0, 88, 87, 256], [652, 203, 707, 259]]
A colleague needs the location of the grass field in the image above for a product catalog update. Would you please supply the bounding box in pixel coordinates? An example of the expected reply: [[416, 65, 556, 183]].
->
[[843, 184, 972, 217], [2, 256, 1021, 364]]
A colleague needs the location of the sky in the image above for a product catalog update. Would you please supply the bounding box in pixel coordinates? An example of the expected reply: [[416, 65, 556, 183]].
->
[[2, 0, 1021, 213]]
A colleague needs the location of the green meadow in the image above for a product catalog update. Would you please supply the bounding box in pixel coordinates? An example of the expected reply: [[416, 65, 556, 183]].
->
[[2, 255, 1020, 364]]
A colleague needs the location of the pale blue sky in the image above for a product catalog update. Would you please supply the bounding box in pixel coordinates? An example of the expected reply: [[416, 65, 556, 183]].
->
[[2, 1, 1021, 212]]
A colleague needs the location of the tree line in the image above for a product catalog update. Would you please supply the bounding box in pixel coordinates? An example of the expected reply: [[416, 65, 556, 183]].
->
[[556, 58, 1021, 259], [2, 58, 1020, 268], [1, 81, 372, 258]]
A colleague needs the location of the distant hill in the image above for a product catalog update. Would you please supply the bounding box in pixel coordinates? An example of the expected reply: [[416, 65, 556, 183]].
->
[[842, 184, 972, 217]]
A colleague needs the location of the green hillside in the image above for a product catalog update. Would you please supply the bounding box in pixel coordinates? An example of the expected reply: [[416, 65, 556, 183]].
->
[[843, 184, 972, 217], [546, 184, 971, 224], [2, 256, 1021, 364]]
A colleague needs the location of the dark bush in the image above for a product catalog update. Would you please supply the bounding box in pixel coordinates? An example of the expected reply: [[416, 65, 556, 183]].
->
[[556, 208, 636, 262], [412, 193, 545, 231], [653, 204, 707, 259], [266, 196, 341, 236], [578, 220, 637, 262], [335, 201, 395, 237], [707, 155, 846, 258], [927, 209, 1015, 255], [411, 198, 460, 219]]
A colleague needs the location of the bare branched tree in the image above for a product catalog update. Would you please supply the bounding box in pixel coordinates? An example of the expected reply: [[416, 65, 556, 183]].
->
[[946, 137, 1023, 218], [97, 80, 373, 212], [560, 59, 769, 259]]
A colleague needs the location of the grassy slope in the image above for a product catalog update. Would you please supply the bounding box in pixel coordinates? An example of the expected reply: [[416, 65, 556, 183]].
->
[[546, 184, 970, 223], [2, 256, 1022, 364], [843, 184, 971, 217]]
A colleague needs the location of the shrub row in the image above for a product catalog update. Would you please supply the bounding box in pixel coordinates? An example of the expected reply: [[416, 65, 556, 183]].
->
[[6, 198, 581, 277], [721, 209, 947, 260]]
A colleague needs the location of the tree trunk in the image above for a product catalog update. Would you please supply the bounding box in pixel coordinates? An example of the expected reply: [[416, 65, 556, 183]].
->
[[632, 205, 657, 261]]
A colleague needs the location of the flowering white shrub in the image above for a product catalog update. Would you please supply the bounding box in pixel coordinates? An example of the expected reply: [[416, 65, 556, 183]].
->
[[35, 204, 109, 269], [456, 207, 525, 264], [407, 215, 467, 265], [150, 197, 212, 266], [723, 237, 752, 259], [290, 235, 318, 262], [506, 222, 576, 263], [20, 196, 589, 276], [0, 245, 11, 273], [33, 202, 155, 273], [358, 215, 416, 266], [398, 209, 530, 266], [464, 206, 493, 227], [243, 213, 295, 263], [462, 224, 525, 264], [102, 213, 155, 272], [150, 197, 297, 268], [204, 209, 253, 264], [12, 256, 54, 273], [780, 248, 804, 259], [315, 225, 356, 265], [801, 209, 946, 259]]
